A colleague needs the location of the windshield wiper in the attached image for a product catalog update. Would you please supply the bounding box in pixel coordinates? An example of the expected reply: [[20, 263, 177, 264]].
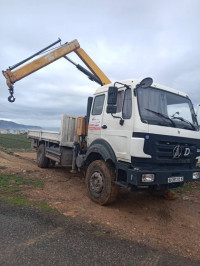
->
[[172, 116, 196, 130], [145, 108, 176, 127]]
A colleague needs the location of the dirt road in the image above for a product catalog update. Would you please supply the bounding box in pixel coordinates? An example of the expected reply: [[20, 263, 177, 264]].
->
[[1, 150, 200, 261]]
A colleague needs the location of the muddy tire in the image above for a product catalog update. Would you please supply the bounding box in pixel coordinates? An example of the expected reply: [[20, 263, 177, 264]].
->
[[85, 160, 118, 205], [37, 144, 49, 168]]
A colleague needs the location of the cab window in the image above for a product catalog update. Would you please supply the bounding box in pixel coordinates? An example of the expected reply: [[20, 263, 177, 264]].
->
[[92, 94, 105, 115], [122, 88, 132, 119]]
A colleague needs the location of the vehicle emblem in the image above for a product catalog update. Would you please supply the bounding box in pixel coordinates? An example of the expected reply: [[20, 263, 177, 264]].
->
[[184, 147, 190, 156], [173, 145, 182, 159]]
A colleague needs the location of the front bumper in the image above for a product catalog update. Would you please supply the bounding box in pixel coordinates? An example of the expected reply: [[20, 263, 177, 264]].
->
[[126, 167, 200, 187]]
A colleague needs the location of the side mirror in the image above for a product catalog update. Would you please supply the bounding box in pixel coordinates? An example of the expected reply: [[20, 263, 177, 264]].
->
[[106, 105, 117, 114], [107, 86, 118, 114], [107, 86, 118, 105]]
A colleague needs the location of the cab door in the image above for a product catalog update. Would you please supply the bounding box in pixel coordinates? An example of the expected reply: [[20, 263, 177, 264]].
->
[[101, 87, 134, 162], [87, 94, 105, 145]]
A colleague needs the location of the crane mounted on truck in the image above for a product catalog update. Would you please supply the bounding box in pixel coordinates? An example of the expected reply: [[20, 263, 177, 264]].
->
[[2, 38, 200, 205], [2, 38, 111, 102]]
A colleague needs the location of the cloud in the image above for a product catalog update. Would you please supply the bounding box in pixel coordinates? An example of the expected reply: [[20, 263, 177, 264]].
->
[[0, 0, 200, 127]]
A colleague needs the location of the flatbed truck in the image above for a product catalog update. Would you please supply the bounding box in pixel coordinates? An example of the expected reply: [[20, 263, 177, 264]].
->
[[2, 39, 200, 205]]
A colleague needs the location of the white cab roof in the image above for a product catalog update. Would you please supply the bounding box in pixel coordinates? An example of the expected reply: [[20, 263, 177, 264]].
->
[[94, 79, 188, 98]]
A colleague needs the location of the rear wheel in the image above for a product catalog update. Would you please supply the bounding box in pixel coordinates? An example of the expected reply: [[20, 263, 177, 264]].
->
[[37, 144, 49, 168], [85, 160, 118, 205]]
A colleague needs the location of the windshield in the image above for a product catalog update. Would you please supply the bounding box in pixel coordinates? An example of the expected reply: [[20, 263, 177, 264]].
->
[[137, 87, 198, 131]]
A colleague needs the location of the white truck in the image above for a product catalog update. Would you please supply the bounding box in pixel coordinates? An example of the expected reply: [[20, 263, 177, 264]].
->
[[3, 39, 200, 205]]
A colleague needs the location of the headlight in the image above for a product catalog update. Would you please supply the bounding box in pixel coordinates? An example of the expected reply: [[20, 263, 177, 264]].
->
[[193, 172, 200, 180], [142, 174, 155, 182]]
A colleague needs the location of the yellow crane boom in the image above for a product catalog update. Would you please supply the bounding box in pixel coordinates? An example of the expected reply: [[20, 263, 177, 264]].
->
[[2, 39, 111, 102]]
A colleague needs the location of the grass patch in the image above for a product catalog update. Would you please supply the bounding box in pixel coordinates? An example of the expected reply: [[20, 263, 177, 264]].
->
[[0, 134, 32, 152], [0, 195, 29, 207], [1, 148, 14, 155], [27, 179, 44, 187], [0, 174, 25, 186], [176, 183, 193, 194], [35, 201, 53, 212], [26, 169, 40, 174], [0, 174, 43, 189], [0, 195, 53, 212], [0, 173, 53, 212], [0, 166, 7, 170]]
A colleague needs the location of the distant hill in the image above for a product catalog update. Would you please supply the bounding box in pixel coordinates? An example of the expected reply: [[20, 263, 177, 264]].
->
[[0, 120, 42, 131]]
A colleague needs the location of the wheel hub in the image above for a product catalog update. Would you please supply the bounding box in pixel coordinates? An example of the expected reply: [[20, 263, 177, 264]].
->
[[90, 171, 104, 194]]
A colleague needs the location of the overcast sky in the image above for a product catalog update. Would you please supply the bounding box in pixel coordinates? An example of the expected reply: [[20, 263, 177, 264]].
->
[[0, 0, 200, 128]]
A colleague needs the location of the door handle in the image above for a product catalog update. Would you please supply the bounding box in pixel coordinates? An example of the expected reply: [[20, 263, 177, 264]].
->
[[101, 125, 107, 129]]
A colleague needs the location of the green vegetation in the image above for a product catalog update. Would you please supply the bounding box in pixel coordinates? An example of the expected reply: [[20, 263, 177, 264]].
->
[[34, 201, 53, 212], [0, 166, 7, 170], [0, 174, 43, 192], [26, 169, 40, 174], [0, 173, 53, 212], [0, 195, 29, 207], [176, 183, 193, 194], [0, 134, 32, 152], [0, 195, 53, 212], [0, 135, 53, 212]]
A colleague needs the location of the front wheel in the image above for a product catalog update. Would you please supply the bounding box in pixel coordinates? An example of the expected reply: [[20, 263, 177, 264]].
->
[[85, 160, 118, 205]]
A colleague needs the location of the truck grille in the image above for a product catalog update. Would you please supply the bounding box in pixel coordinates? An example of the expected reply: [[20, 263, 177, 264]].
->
[[132, 132, 199, 168], [156, 140, 195, 161]]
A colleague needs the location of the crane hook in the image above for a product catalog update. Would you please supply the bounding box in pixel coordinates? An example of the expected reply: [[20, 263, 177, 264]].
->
[[8, 88, 15, 103]]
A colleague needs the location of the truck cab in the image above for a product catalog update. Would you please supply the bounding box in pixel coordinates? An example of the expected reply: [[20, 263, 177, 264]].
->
[[85, 78, 200, 202]]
